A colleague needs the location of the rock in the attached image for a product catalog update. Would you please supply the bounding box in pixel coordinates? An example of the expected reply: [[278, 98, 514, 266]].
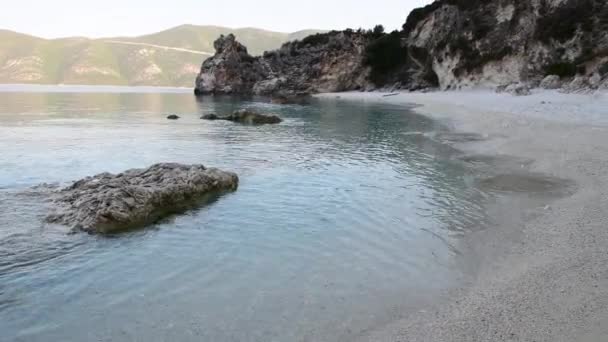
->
[[270, 96, 290, 104], [45, 163, 239, 234], [540, 75, 561, 89], [229, 109, 282, 124], [561, 76, 591, 93], [589, 73, 602, 89], [270, 94, 311, 105], [201, 114, 219, 120], [495, 84, 508, 93], [195, 31, 371, 96], [194, 34, 268, 95], [502, 83, 531, 96], [201, 109, 282, 125], [167, 115, 180, 120]]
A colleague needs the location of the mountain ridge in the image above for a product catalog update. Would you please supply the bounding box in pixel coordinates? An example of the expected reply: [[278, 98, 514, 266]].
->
[[0, 25, 325, 87]]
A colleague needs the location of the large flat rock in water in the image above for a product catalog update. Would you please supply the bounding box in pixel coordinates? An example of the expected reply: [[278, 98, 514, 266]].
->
[[46, 163, 238, 234]]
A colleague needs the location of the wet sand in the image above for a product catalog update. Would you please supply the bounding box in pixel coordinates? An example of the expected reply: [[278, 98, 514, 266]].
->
[[317, 90, 608, 341]]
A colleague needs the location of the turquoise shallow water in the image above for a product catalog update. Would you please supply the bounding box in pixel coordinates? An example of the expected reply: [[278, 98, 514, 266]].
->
[[0, 86, 489, 341]]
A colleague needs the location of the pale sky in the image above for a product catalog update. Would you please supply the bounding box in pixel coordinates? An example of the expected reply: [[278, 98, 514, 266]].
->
[[1, 0, 433, 38]]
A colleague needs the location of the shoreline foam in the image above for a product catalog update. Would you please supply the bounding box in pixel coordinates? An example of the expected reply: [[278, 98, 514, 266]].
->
[[316, 90, 608, 341]]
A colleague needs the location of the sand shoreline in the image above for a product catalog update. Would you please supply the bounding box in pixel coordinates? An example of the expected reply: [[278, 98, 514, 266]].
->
[[316, 90, 608, 341]]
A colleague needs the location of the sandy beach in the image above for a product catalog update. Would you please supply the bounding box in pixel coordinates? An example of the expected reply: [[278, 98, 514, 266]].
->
[[317, 90, 608, 341]]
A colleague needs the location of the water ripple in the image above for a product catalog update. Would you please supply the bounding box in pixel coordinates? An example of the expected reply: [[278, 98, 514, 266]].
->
[[0, 91, 490, 342]]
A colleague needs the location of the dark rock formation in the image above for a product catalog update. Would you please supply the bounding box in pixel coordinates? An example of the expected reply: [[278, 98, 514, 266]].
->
[[195, 34, 268, 94], [270, 94, 311, 105], [202, 109, 282, 124], [46, 163, 238, 234], [195, 31, 371, 95], [167, 115, 180, 120]]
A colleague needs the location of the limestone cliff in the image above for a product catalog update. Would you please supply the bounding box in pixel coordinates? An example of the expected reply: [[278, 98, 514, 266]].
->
[[401, 0, 608, 91], [195, 0, 608, 95], [195, 31, 371, 95]]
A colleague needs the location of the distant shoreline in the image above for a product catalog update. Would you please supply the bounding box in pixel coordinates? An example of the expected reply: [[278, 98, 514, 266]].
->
[[0, 84, 193, 94]]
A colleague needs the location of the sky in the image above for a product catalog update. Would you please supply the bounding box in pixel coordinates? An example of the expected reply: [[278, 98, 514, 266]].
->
[[1, 0, 433, 38]]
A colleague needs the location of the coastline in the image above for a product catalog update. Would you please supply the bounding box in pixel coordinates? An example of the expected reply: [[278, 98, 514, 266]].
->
[[0, 84, 193, 93], [316, 90, 608, 341]]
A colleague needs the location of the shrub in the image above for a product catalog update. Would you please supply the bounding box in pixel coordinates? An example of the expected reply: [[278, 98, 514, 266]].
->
[[373, 25, 385, 36], [296, 32, 332, 48], [599, 61, 608, 76], [402, 1, 444, 34], [536, 0, 596, 43], [363, 31, 407, 84], [402, 0, 493, 34], [544, 62, 578, 78]]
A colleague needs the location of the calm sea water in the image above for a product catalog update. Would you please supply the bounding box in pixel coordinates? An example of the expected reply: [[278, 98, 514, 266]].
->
[[0, 85, 488, 342]]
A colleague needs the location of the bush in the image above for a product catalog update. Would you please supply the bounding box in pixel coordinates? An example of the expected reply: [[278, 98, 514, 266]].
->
[[600, 61, 608, 76], [544, 62, 578, 78], [402, 1, 444, 33], [296, 32, 332, 48], [536, 0, 596, 43], [363, 31, 407, 84], [373, 25, 385, 36], [402, 0, 493, 34]]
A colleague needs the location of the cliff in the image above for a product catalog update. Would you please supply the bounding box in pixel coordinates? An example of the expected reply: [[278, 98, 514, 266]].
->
[[401, 0, 608, 91], [195, 0, 608, 95], [194, 31, 370, 95]]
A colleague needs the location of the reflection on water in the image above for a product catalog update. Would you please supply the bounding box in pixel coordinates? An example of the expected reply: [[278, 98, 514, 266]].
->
[[0, 86, 489, 342]]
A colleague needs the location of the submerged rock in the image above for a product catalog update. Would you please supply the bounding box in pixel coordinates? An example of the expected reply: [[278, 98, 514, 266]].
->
[[202, 109, 282, 124], [167, 115, 180, 120], [270, 94, 311, 105], [201, 114, 219, 120], [46, 163, 238, 234]]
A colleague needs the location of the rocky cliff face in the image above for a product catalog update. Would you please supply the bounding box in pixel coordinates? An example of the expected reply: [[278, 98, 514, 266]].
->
[[195, 32, 371, 95], [195, 0, 608, 95], [402, 0, 608, 90]]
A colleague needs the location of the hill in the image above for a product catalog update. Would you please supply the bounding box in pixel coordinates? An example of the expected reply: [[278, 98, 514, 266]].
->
[[0, 26, 324, 87]]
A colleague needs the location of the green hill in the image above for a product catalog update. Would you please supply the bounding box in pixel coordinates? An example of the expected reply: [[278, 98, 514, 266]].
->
[[0, 26, 324, 87]]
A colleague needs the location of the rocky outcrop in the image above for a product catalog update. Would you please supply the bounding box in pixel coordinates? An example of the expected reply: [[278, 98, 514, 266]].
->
[[194, 34, 268, 95], [540, 75, 562, 89], [270, 94, 311, 105], [46, 163, 238, 234], [401, 0, 608, 90], [195, 31, 371, 95], [202, 109, 282, 124], [195, 0, 608, 94], [495, 82, 532, 96]]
